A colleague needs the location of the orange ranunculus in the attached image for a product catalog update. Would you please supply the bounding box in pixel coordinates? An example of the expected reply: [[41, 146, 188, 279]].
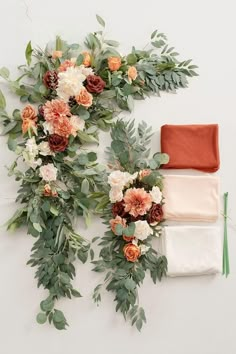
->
[[108, 56, 122, 71], [128, 66, 138, 81], [123, 243, 140, 262], [21, 105, 37, 121], [22, 119, 37, 134], [52, 50, 63, 59], [82, 51, 91, 67], [110, 215, 127, 235], [75, 88, 93, 108], [53, 117, 72, 138]]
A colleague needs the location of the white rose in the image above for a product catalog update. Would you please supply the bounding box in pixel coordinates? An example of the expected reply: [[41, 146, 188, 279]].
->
[[56, 67, 86, 101], [42, 121, 54, 135], [139, 244, 150, 255], [70, 115, 85, 136], [25, 137, 38, 156], [150, 186, 162, 204], [125, 172, 138, 185], [108, 171, 127, 189], [23, 137, 42, 169], [109, 187, 123, 203], [79, 65, 94, 77], [38, 141, 53, 156], [134, 220, 153, 241], [39, 163, 58, 182]]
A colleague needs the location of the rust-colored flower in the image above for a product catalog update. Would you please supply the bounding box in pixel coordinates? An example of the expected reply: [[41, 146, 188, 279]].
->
[[123, 243, 140, 262], [53, 117, 72, 138], [109, 215, 127, 235], [21, 105, 37, 121], [108, 56, 122, 71], [43, 70, 58, 90], [75, 88, 93, 108], [147, 203, 164, 225], [124, 188, 152, 217], [112, 200, 126, 217], [82, 51, 91, 67], [128, 66, 138, 81], [48, 134, 68, 152], [86, 75, 106, 93]]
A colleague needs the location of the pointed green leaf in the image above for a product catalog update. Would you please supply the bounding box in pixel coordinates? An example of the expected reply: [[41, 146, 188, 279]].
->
[[96, 14, 105, 28], [25, 41, 33, 66]]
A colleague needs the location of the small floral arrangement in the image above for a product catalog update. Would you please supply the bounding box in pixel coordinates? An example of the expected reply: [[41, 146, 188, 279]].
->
[[92, 120, 169, 331]]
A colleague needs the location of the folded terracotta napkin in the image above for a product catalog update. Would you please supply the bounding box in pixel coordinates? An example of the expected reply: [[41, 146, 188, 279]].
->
[[162, 226, 222, 277], [163, 175, 220, 222], [161, 124, 220, 172]]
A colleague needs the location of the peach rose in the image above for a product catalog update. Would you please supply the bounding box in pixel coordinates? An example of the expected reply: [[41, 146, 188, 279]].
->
[[75, 88, 93, 108], [21, 105, 37, 121], [123, 243, 140, 262], [43, 184, 58, 197], [53, 117, 72, 137], [43, 184, 52, 196], [52, 50, 63, 59], [58, 59, 76, 72], [22, 119, 37, 134], [128, 66, 138, 81], [108, 56, 122, 71], [82, 51, 91, 67], [110, 215, 127, 235]]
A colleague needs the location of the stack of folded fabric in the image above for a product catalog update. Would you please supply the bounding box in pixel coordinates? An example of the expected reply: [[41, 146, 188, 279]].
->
[[160, 124, 224, 277]]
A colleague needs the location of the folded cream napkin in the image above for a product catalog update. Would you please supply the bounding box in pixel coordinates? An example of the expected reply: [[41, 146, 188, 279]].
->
[[163, 175, 220, 222], [162, 226, 222, 276]]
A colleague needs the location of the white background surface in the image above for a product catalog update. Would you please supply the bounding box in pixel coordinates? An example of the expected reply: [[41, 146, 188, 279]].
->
[[0, 1, 236, 353]]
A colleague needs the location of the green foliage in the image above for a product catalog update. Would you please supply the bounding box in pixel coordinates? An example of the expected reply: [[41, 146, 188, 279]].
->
[[93, 120, 168, 330]]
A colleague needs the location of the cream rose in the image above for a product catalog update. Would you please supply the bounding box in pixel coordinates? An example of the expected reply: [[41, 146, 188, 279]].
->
[[39, 163, 58, 182], [109, 187, 123, 203], [70, 115, 85, 136], [134, 220, 153, 241], [150, 186, 162, 204]]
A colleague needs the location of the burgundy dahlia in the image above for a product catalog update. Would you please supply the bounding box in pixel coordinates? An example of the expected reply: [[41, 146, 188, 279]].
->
[[86, 75, 106, 93], [43, 70, 58, 90], [147, 203, 164, 224], [48, 134, 68, 152]]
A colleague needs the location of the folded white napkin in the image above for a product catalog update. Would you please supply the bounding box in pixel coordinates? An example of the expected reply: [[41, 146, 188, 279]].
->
[[163, 175, 220, 222], [162, 226, 222, 277]]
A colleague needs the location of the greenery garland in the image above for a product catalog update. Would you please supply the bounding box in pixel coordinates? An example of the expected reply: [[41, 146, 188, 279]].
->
[[0, 15, 197, 330], [92, 120, 168, 331]]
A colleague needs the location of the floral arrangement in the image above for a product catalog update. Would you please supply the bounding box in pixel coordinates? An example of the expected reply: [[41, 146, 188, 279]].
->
[[92, 120, 169, 331], [0, 15, 197, 330]]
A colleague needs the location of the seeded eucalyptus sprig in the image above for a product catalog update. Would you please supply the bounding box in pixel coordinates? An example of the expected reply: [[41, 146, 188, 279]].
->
[[92, 120, 168, 331]]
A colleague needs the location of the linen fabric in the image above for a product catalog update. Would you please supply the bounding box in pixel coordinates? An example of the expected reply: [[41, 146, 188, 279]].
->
[[162, 226, 222, 277], [163, 175, 220, 222], [161, 124, 220, 172]]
